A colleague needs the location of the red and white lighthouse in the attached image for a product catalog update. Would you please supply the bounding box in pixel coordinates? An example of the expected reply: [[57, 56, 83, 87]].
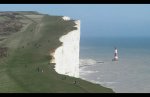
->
[[112, 47, 118, 61]]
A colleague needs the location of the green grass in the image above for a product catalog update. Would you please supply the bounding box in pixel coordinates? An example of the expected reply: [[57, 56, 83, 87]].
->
[[0, 12, 114, 93]]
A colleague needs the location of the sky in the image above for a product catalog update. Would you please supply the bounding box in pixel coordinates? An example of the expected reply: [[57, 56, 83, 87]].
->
[[0, 4, 150, 38]]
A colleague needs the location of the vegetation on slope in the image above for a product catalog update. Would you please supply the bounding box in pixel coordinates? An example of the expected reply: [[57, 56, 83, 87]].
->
[[0, 11, 114, 93]]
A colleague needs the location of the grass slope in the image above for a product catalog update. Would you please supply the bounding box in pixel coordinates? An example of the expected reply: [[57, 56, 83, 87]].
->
[[0, 12, 114, 93]]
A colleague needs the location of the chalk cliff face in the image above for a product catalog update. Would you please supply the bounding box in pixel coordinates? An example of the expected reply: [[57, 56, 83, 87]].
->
[[50, 17, 80, 78], [62, 16, 71, 21]]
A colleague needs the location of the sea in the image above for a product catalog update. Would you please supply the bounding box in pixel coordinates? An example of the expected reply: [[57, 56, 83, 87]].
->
[[79, 37, 150, 93]]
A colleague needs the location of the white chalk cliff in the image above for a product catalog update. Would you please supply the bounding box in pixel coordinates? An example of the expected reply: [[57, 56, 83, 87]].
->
[[62, 16, 71, 21], [50, 17, 80, 78]]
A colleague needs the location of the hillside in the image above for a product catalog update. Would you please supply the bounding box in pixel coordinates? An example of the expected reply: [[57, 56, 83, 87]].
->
[[0, 11, 114, 93]]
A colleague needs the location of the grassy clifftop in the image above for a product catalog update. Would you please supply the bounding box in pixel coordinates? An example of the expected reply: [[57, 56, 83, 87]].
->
[[0, 11, 114, 93]]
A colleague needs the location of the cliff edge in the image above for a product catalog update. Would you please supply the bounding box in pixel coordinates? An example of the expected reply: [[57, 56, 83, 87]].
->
[[0, 11, 114, 93], [50, 17, 80, 78]]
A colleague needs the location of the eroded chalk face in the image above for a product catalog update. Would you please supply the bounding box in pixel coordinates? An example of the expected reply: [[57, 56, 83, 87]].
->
[[50, 18, 80, 78], [62, 16, 71, 21]]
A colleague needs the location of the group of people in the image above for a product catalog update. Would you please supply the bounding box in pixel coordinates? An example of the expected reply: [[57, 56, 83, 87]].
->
[[61, 76, 78, 85], [25, 64, 78, 85]]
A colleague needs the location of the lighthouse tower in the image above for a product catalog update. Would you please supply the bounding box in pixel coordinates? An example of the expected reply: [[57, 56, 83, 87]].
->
[[112, 47, 118, 61]]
